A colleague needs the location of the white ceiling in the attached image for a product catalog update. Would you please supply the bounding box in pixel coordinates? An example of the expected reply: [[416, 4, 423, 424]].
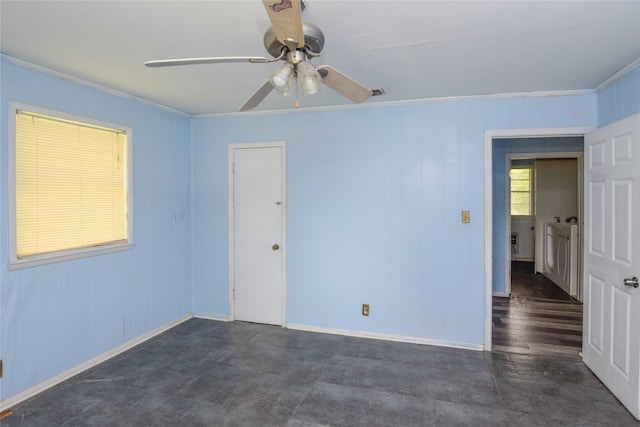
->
[[2, 1, 639, 116]]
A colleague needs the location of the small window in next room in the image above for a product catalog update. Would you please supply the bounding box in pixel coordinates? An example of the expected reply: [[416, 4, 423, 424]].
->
[[510, 166, 533, 217], [9, 104, 134, 269]]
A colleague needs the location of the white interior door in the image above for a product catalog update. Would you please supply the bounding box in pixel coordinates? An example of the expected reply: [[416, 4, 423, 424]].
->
[[583, 113, 640, 419], [231, 143, 285, 325]]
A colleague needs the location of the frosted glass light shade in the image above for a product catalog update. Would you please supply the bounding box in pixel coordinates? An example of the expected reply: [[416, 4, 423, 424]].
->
[[297, 61, 321, 95], [269, 62, 295, 94]]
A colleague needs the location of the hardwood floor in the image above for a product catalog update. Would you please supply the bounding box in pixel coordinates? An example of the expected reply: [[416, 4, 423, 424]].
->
[[492, 261, 583, 360]]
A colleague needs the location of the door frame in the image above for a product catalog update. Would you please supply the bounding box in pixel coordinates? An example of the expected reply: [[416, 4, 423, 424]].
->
[[503, 151, 584, 298], [484, 127, 592, 350], [228, 141, 287, 323]]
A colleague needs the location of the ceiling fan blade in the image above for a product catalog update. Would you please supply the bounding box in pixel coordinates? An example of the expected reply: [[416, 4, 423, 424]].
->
[[239, 80, 274, 112], [317, 65, 373, 103], [262, 0, 305, 49], [145, 57, 270, 67]]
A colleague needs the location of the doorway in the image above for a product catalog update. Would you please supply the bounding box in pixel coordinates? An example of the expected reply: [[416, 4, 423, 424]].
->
[[228, 142, 286, 325], [493, 146, 584, 359], [485, 117, 640, 419], [503, 152, 584, 298], [483, 128, 592, 352]]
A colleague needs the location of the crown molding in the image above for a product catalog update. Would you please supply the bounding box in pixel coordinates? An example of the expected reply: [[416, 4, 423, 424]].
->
[[595, 56, 640, 92], [3, 53, 607, 120], [195, 88, 596, 119], [1, 54, 189, 117]]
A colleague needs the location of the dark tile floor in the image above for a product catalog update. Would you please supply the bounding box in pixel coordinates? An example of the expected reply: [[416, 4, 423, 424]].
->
[[3, 318, 637, 426]]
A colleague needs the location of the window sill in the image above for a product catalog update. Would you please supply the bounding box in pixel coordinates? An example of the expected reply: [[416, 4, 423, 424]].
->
[[9, 242, 135, 271]]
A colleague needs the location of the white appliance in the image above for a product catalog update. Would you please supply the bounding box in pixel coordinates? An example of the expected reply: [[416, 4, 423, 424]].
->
[[543, 222, 578, 298]]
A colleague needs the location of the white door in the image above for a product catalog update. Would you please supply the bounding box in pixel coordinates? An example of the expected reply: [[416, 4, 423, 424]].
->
[[583, 113, 640, 419], [231, 144, 285, 325]]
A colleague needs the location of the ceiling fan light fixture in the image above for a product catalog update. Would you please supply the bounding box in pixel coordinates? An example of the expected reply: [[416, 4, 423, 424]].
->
[[297, 61, 322, 96], [269, 62, 295, 95], [146, 7, 373, 111]]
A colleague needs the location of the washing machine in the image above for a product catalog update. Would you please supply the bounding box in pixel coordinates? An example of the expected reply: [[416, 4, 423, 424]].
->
[[543, 222, 578, 298]]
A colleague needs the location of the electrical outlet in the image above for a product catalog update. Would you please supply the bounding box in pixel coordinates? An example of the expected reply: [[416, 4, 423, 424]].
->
[[362, 304, 370, 317], [461, 210, 470, 223]]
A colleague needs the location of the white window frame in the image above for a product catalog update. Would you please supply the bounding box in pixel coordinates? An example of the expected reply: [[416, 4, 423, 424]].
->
[[509, 165, 534, 219], [8, 102, 134, 270]]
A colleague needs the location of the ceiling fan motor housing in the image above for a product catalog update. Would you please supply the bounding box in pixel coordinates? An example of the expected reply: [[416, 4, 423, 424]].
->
[[263, 22, 325, 58]]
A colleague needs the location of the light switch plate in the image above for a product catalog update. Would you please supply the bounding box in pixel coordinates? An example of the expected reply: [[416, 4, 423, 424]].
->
[[462, 211, 470, 223]]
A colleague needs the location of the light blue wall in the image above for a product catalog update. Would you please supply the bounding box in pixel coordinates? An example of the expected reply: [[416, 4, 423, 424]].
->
[[191, 94, 597, 347], [9, 55, 636, 401], [598, 65, 640, 126], [0, 59, 192, 401], [491, 137, 584, 295]]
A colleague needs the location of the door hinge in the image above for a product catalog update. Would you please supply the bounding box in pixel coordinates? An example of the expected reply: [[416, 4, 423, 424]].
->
[[0, 359, 3, 378], [233, 288, 235, 299]]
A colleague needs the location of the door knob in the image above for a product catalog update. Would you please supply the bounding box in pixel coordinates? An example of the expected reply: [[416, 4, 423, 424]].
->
[[272, 244, 280, 251], [623, 277, 639, 288]]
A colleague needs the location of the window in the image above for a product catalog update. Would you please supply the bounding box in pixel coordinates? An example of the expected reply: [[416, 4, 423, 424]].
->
[[510, 166, 533, 216], [10, 104, 133, 269]]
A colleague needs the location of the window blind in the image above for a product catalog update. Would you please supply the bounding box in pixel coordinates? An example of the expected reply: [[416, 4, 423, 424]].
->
[[15, 110, 128, 258]]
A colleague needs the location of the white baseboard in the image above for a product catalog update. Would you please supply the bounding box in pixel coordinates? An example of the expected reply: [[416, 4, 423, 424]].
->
[[1, 315, 484, 411], [0, 313, 192, 411], [493, 292, 510, 297], [284, 323, 484, 351], [192, 313, 231, 322]]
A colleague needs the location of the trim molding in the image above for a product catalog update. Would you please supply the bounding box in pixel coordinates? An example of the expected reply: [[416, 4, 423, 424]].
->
[[285, 323, 484, 351], [0, 314, 192, 411], [1, 54, 189, 117], [595, 56, 640, 92], [192, 314, 231, 322], [7, 52, 638, 118], [196, 89, 596, 119], [6, 52, 616, 119]]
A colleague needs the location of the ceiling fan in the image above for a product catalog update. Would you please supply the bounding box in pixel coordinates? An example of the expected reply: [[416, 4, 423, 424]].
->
[[145, 0, 382, 111]]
